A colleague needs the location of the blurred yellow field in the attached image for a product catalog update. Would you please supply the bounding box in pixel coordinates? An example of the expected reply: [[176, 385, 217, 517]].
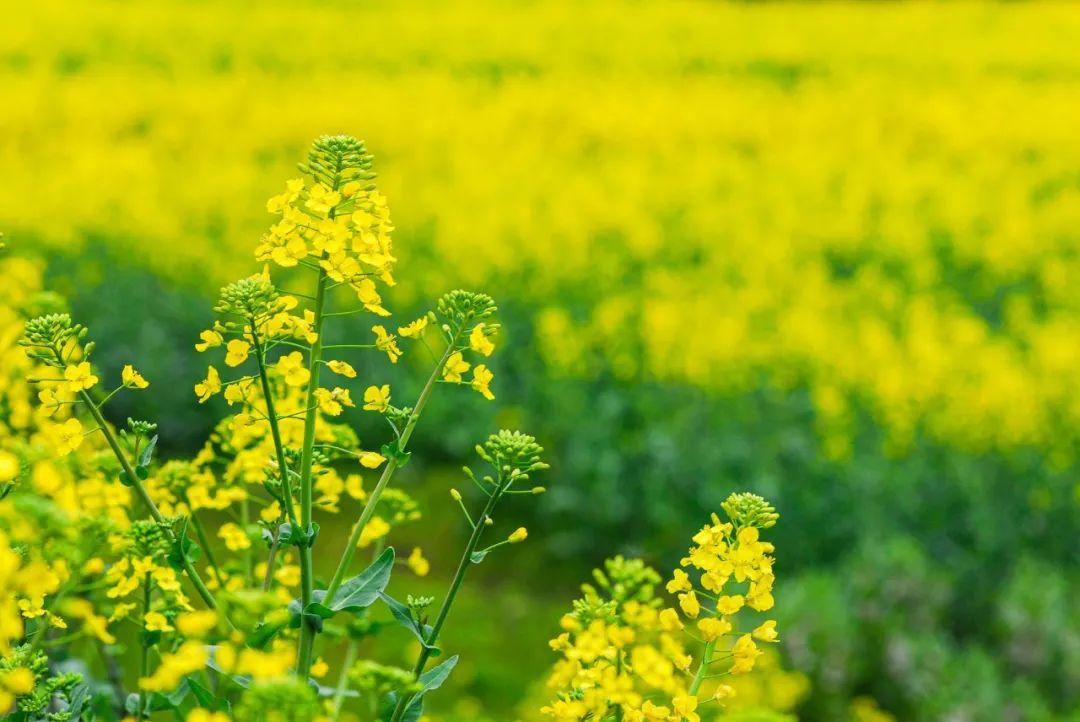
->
[[7, 1, 1080, 462]]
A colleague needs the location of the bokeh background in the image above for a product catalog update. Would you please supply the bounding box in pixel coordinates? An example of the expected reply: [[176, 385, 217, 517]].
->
[[3, 1, 1079, 720]]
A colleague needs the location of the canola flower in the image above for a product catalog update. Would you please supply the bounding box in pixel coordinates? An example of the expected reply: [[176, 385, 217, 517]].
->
[[542, 493, 783, 722]]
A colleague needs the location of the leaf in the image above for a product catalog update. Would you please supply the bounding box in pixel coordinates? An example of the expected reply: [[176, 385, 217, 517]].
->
[[138, 434, 159, 467], [186, 677, 216, 708], [379, 592, 440, 656], [469, 550, 488, 564], [399, 656, 459, 719], [328, 547, 395, 612], [167, 519, 202, 571]]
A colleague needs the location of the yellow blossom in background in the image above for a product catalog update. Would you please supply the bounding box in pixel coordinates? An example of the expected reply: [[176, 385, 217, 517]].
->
[[122, 364, 149, 388]]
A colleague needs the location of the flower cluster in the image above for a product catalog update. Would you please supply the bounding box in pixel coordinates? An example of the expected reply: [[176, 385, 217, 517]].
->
[[542, 493, 783, 721]]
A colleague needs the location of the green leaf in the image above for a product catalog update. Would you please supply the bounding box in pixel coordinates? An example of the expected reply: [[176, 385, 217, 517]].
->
[[167, 519, 202, 571], [139, 434, 159, 467], [328, 547, 395, 612], [469, 550, 488, 564], [378, 592, 440, 656], [400, 656, 459, 719], [186, 677, 216, 708]]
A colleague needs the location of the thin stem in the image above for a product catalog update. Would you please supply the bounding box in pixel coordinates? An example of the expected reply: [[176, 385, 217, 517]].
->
[[186, 508, 225, 588], [77, 387, 221, 614], [263, 533, 281, 592], [330, 639, 359, 721], [137, 575, 152, 719], [389, 488, 503, 722], [296, 267, 329, 678], [252, 334, 301, 527], [322, 340, 457, 605]]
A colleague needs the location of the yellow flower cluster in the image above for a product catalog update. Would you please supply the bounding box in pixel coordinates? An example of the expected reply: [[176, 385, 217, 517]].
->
[[542, 494, 786, 721]]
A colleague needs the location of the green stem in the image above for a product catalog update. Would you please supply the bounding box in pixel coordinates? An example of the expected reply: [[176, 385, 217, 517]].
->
[[330, 639, 359, 721], [296, 268, 329, 678], [323, 341, 457, 605], [77, 388, 221, 613], [688, 639, 716, 697], [252, 334, 301, 527], [138, 575, 152, 719], [389, 486, 503, 722], [186, 508, 224, 588]]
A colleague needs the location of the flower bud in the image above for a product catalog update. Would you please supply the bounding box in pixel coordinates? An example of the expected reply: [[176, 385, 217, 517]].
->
[[508, 527, 528, 544]]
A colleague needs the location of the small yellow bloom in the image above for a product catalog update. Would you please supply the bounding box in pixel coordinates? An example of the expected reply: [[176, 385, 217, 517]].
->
[[358, 516, 391, 547], [508, 527, 528, 544], [122, 365, 149, 389], [54, 418, 85, 456], [678, 590, 700, 618], [658, 608, 683, 631], [359, 451, 386, 469], [407, 547, 430, 576], [372, 325, 402, 363], [715, 595, 745, 616], [363, 384, 391, 412], [471, 364, 494, 400], [0, 451, 19, 482], [276, 352, 310, 387], [398, 317, 429, 338], [144, 611, 174, 633], [697, 616, 732, 642], [195, 329, 223, 352], [442, 352, 470, 382], [64, 362, 98, 392], [187, 709, 231, 722], [194, 366, 222, 403], [713, 684, 736, 701], [224, 340, 251, 367], [218, 523, 251, 551], [666, 568, 692, 594], [672, 694, 699, 722], [310, 658, 330, 678], [469, 323, 495, 356], [752, 619, 779, 643], [175, 610, 218, 638], [0, 668, 35, 695], [326, 360, 357, 378]]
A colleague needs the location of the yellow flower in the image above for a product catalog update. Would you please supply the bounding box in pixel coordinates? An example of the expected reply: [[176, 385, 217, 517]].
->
[[195, 329, 223, 352], [442, 352, 470, 382], [276, 352, 311, 387], [752, 619, 779, 643], [187, 709, 231, 722], [314, 387, 354, 416], [121, 364, 149, 389], [176, 610, 218, 638], [359, 451, 386, 469], [697, 616, 732, 642], [194, 366, 221, 403], [730, 633, 762, 674], [469, 323, 495, 356], [471, 364, 495, 400], [64, 362, 98, 392], [0, 452, 19, 483], [310, 658, 330, 678], [327, 360, 357, 378], [218, 523, 251, 551], [224, 339, 251, 367], [678, 590, 700, 618], [508, 527, 528, 543], [713, 684, 736, 701], [672, 694, 699, 722], [658, 608, 683, 631], [144, 611, 174, 633], [53, 418, 85, 456], [407, 547, 430, 576], [666, 568, 692, 594], [398, 316, 429, 338], [363, 384, 390, 412], [358, 516, 391, 547], [372, 325, 402, 363], [715, 595, 745, 616], [0, 668, 35, 695]]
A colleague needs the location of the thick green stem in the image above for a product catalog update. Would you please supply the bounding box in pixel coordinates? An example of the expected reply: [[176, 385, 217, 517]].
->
[[78, 388, 220, 613], [688, 639, 716, 696], [389, 487, 503, 722], [323, 341, 456, 604], [296, 269, 329, 678]]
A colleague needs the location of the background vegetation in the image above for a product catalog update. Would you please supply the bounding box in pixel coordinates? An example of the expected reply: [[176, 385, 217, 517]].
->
[[3, 1, 1079, 720]]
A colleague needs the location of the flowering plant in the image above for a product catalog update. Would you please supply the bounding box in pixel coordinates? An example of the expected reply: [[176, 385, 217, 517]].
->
[[1, 135, 782, 722]]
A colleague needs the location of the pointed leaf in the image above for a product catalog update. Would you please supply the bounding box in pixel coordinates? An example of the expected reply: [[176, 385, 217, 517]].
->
[[329, 547, 395, 612]]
